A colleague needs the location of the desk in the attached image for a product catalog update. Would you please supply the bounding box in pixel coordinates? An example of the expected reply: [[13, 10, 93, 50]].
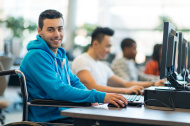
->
[[61, 104, 190, 126]]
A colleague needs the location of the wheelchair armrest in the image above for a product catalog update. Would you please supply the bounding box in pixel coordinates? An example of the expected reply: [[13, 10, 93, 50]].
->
[[31, 99, 91, 107]]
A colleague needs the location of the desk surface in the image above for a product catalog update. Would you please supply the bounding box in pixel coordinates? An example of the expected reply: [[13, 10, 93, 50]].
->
[[61, 104, 190, 126]]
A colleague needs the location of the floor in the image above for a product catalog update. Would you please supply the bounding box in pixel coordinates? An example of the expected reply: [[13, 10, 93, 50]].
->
[[3, 86, 23, 125]]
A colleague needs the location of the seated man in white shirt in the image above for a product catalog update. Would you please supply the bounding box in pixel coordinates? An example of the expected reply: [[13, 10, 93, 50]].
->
[[72, 27, 164, 95], [111, 38, 160, 81]]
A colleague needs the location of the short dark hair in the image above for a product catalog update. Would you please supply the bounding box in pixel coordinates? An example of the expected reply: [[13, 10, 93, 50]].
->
[[91, 27, 114, 46], [152, 44, 162, 62], [38, 9, 63, 29], [121, 38, 136, 51]]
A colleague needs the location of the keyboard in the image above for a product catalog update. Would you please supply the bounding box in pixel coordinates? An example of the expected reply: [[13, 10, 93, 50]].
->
[[122, 94, 144, 106]]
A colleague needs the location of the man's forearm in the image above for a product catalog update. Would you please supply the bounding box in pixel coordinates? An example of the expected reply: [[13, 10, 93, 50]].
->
[[124, 81, 153, 88]]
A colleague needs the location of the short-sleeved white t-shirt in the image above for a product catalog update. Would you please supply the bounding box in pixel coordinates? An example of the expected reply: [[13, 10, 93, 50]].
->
[[72, 53, 114, 86]]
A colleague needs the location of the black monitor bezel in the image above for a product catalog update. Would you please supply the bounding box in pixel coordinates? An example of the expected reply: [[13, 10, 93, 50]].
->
[[188, 43, 190, 71], [177, 32, 183, 74]]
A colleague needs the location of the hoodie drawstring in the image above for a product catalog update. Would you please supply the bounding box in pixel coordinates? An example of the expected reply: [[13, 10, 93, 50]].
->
[[62, 59, 71, 85], [55, 58, 71, 85]]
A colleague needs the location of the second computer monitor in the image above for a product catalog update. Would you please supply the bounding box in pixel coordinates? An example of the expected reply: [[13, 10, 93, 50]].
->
[[177, 32, 186, 75]]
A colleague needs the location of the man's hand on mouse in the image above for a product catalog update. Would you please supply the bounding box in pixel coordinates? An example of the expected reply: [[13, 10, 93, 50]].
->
[[104, 93, 128, 108]]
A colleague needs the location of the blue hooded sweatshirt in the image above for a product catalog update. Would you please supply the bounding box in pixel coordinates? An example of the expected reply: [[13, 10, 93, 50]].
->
[[20, 35, 106, 122]]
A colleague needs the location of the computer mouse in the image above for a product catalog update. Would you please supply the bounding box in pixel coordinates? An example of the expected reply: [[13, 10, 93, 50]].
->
[[108, 102, 127, 108]]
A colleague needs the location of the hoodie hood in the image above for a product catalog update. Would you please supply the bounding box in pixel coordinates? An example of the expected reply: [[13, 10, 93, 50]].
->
[[27, 34, 66, 60]]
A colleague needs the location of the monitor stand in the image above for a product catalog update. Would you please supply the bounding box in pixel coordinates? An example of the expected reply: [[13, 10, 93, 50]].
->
[[182, 70, 190, 83], [167, 72, 190, 91]]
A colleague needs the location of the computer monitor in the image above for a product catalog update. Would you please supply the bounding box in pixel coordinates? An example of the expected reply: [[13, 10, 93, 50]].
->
[[177, 32, 183, 75], [187, 42, 190, 72], [181, 40, 190, 82], [181, 40, 188, 72], [176, 32, 190, 82], [166, 30, 178, 76], [160, 22, 190, 91], [160, 22, 177, 79]]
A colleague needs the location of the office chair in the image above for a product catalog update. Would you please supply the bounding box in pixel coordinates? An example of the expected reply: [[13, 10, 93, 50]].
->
[[0, 69, 91, 126], [0, 62, 11, 125]]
